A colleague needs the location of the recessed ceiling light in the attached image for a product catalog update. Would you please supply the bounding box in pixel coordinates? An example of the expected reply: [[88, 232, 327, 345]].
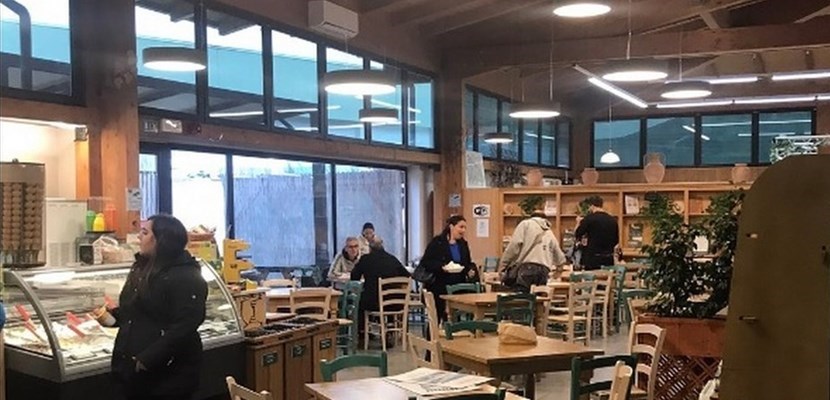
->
[[509, 103, 562, 119], [602, 60, 668, 82], [661, 81, 713, 99], [553, 2, 611, 18], [324, 70, 396, 96], [142, 47, 206, 71]]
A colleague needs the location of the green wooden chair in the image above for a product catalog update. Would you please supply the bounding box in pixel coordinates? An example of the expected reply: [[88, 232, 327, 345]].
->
[[569, 273, 596, 282], [602, 265, 628, 331], [482, 256, 500, 272], [570, 355, 637, 400], [495, 293, 536, 326], [446, 283, 483, 322], [320, 352, 388, 382], [336, 281, 363, 355], [444, 320, 499, 339], [621, 288, 655, 324]]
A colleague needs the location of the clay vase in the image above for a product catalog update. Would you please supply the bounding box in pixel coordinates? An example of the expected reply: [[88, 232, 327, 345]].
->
[[731, 163, 751, 184], [642, 153, 666, 184], [581, 168, 599, 185], [525, 168, 543, 187]]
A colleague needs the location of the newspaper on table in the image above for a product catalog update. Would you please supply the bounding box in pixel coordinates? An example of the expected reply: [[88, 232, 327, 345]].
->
[[385, 367, 493, 396]]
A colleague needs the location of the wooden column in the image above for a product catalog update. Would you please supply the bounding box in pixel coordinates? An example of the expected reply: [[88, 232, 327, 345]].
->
[[77, 0, 139, 237], [817, 103, 830, 134], [435, 72, 466, 233]]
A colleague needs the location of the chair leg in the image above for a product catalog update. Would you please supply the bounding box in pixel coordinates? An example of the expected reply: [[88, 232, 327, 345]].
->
[[364, 314, 369, 351], [380, 314, 387, 352], [602, 302, 608, 338], [402, 314, 409, 349]]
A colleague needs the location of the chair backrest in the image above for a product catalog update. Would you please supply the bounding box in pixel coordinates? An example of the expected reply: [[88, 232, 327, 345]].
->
[[569, 355, 637, 400], [483, 256, 500, 272], [226, 376, 273, 400], [263, 278, 295, 288], [595, 272, 615, 302], [530, 285, 553, 315], [603, 265, 628, 299], [495, 293, 536, 326], [338, 281, 363, 320], [609, 360, 635, 400], [289, 288, 332, 319], [407, 332, 443, 369], [422, 290, 441, 341], [628, 323, 666, 400], [320, 352, 388, 382], [570, 273, 596, 283], [447, 282, 482, 295], [444, 320, 499, 339], [378, 276, 412, 314]]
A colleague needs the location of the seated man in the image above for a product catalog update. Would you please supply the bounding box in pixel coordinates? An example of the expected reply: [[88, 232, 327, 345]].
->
[[327, 237, 361, 286]]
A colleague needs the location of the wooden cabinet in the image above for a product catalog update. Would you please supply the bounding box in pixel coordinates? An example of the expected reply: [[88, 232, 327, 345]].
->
[[312, 328, 337, 383], [284, 337, 313, 400], [246, 342, 286, 400]]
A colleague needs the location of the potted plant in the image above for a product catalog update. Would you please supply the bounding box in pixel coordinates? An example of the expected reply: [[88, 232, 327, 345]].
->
[[489, 161, 524, 188], [518, 195, 544, 216], [638, 190, 744, 400]]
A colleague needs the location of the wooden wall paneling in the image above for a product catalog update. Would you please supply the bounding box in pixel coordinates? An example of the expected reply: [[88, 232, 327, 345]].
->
[[74, 140, 90, 199], [461, 188, 500, 265]]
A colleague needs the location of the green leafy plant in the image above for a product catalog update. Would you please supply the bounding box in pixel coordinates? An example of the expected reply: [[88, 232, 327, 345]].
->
[[489, 161, 524, 188], [699, 190, 745, 317], [576, 197, 595, 216], [518, 195, 544, 216]]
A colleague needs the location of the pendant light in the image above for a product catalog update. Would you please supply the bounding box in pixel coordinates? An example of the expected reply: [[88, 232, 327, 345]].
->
[[553, 1, 611, 18], [142, 47, 206, 71], [359, 107, 398, 123], [601, 0, 666, 82], [483, 132, 514, 144], [600, 104, 620, 164], [510, 33, 561, 119], [660, 31, 712, 100], [324, 70, 396, 96]]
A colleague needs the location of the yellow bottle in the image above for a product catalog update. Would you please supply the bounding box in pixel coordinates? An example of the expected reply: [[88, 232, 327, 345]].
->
[[92, 213, 106, 232]]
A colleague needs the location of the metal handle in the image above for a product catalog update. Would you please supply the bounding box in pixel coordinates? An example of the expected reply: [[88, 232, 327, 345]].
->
[[739, 315, 758, 323]]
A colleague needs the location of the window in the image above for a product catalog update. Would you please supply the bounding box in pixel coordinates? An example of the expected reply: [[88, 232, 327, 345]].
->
[[171, 150, 228, 249], [408, 72, 434, 148], [500, 102, 519, 161], [233, 156, 332, 266], [272, 31, 319, 132], [476, 94, 498, 158], [335, 165, 406, 261], [206, 10, 264, 125], [326, 48, 365, 140], [464, 89, 475, 151], [522, 121, 539, 164], [0, 0, 71, 95], [594, 119, 640, 167], [139, 153, 159, 220], [701, 114, 752, 165], [557, 120, 570, 168], [135, 1, 197, 113], [759, 111, 812, 163], [540, 121, 555, 166], [369, 61, 402, 145], [647, 117, 695, 166]]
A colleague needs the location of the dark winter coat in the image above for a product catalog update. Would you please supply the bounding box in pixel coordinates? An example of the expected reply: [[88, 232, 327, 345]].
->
[[420, 235, 478, 296], [350, 247, 410, 311], [110, 252, 208, 397]]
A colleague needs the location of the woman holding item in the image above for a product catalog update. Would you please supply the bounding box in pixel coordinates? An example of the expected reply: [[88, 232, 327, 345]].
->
[[95, 214, 207, 400], [420, 215, 479, 322], [357, 222, 381, 256]]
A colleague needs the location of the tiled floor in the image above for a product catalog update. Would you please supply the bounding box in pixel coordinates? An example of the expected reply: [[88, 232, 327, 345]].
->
[[339, 324, 632, 400]]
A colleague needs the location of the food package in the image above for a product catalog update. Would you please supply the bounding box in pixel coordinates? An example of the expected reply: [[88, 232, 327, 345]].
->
[[497, 322, 537, 345], [92, 236, 120, 265]]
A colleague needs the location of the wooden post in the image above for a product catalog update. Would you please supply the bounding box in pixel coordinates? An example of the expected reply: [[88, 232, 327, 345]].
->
[[817, 103, 830, 134], [76, 0, 140, 237], [435, 72, 466, 232]]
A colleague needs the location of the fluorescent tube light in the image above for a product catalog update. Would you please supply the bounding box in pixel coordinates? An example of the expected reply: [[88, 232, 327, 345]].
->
[[656, 100, 733, 109], [734, 96, 818, 105], [771, 71, 830, 81], [707, 76, 759, 85], [587, 77, 649, 108]]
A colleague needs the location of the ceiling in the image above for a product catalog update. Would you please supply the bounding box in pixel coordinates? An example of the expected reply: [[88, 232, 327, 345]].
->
[[360, 0, 830, 113]]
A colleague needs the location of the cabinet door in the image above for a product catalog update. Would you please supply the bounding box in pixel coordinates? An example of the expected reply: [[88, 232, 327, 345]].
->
[[284, 338, 313, 400], [313, 328, 337, 382], [247, 344, 285, 400]]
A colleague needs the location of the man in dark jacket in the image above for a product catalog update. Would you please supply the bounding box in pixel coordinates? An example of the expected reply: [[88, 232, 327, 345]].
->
[[575, 196, 619, 270]]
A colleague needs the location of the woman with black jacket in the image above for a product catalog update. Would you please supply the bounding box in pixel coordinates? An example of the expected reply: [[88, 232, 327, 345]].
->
[[420, 215, 479, 322], [95, 214, 208, 400]]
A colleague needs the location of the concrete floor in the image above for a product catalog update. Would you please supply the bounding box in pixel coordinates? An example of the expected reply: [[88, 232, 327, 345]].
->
[[338, 324, 632, 400]]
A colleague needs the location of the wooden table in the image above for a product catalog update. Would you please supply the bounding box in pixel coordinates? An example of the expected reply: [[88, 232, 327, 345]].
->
[[439, 335, 603, 400], [305, 377, 530, 400], [441, 292, 549, 335], [266, 288, 342, 316]]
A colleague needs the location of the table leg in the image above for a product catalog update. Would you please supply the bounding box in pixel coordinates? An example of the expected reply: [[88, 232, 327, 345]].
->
[[524, 373, 536, 399], [474, 309, 486, 336], [534, 305, 546, 336]]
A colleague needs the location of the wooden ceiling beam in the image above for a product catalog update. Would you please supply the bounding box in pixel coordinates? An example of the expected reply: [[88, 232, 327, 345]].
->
[[420, 0, 549, 37], [731, 0, 829, 26], [637, 0, 759, 34], [389, 0, 490, 26], [359, 0, 412, 14], [700, 9, 732, 29], [446, 16, 830, 77]]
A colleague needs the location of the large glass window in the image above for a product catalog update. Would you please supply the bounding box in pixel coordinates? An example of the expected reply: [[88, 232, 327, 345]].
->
[[369, 61, 402, 145], [522, 121, 539, 164], [408, 72, 434, 148], [335, 165, 406, 261], [1, 0, 71, 95], [326, 48, 365, 140], [139, 153, 159, 220], [233, 156, 332, 267], [500, 102, 519, 161], [272, 31, 319, 133], [557, 120, 570, 168], [135, 1, 197, 113], [594, 119, 640, 167], [171, 150, 228, 249], [464, 89, 475, 151], [206, 10, 263, 125], [647, 116, 695, 166], [476, 94, 498, 158], [701, 114, 752, 165], [759, 111, 812, 163], [541, 121, 555, 166]]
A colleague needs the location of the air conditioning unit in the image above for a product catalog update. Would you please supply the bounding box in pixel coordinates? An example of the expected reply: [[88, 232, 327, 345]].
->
[[308, 0, 359, 39]]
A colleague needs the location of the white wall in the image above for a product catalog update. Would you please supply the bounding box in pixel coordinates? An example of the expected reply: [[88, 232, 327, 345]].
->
[[0, 120, 76, 199], [407, 165, 434, 262]]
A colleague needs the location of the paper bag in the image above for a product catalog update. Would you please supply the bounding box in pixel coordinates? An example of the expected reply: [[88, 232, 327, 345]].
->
[[497, 322, 537, 345]]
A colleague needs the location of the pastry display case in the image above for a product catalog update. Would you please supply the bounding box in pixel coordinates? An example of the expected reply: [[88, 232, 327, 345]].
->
[[2, 259, 244, 383]]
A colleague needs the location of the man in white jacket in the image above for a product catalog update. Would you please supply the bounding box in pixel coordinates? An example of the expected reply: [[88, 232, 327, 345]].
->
[[500, 210, 567, 293], [328, 237, 361, 285]]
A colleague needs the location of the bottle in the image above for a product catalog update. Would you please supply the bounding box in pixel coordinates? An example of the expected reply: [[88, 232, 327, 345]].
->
[[92, 213, 106, 232], [86, 210, 97, 231], [104, 205, 117, 231]]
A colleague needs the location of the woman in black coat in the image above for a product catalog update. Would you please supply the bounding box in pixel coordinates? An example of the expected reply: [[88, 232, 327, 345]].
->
[[420, 215, 479, 322], [96, 214, 207, 400]]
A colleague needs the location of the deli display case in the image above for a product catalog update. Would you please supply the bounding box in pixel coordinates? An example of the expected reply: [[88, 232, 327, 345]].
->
[[2, 260, 245, 400]]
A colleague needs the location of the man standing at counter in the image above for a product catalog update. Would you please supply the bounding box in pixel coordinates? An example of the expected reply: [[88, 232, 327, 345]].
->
[[575, 196, 619, 270]]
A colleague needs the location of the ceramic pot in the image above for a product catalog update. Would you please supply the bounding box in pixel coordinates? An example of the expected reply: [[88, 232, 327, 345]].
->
[[525, 168, 543, 187], [581, 168, 599, 185], [731, 163, 750, 184], [643, 153, 666, 184]]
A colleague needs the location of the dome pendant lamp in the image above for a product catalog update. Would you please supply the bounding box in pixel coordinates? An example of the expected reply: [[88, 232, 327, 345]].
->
[[358, 108, 398, 123], [324, 70, 396, 96], [553, 1, 612, 18], [601, 0, 666, 82], [142, 47, 206, 71]]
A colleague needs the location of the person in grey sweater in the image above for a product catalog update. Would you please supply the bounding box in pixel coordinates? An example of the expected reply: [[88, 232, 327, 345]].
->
[[328, 237, 361, 283], [500, 210, 567, 293]]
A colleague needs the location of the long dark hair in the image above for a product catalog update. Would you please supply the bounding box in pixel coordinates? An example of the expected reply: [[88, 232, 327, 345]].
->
[[127, 214, 189, 296], [441, 215, 466, 238]]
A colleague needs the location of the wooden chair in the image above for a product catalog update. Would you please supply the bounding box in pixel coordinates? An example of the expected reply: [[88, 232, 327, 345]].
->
[[364, 276, 411, 351], [495, 293, 536, 326], [482, 256, 500, 272], [592, 273, 615, 338], [549, 281, 594, 344], [407, 332, 444, 369], [422, 289, 472, 340], [320, 352, 388, 382], [444, 320, 499, 339], [226, 376, 272, 400], [569, 355, 637, 400], [408, 280, 426, 335], [622, 289, 654, 323], [289, 288, 332, 320], [447, 283, 483, 322], [530, 284, 554, 317], [608, 361, 635, 400], [336, 281, 362, 355], [262, 278, 295, 288], [628, 323, 666, 400], [602, 265, 628, 331]]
